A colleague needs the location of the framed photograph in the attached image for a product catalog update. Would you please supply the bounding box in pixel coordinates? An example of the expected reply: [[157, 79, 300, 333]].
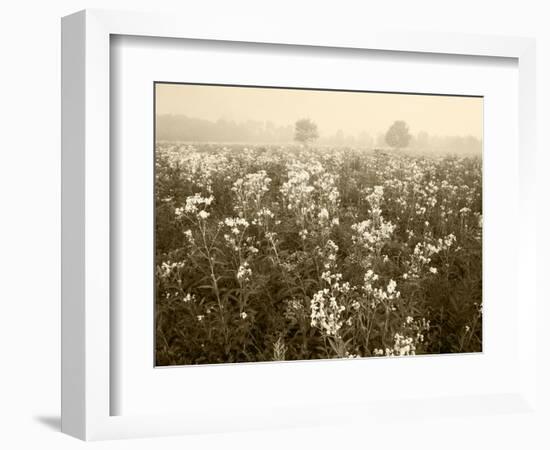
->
[[61, 9, 537, 440]]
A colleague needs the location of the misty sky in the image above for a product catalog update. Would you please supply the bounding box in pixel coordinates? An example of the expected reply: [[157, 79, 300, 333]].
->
[[156, 83, 483, 139]]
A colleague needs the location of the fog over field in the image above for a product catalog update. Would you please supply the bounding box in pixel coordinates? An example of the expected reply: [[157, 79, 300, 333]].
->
[[156, 83, 483, 154]]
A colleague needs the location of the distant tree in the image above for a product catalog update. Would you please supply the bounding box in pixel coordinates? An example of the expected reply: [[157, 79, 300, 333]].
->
[[385, 120, 412, 149], [294, 118, 319, 146]]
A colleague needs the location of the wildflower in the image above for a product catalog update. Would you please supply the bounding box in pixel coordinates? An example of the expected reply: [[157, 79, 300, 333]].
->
[[232, 170, 272, 217], [310, 288, 345, 337], [351, 216, 396, 267], [443, 233, 456, 248], [318, 208, 329, 221], [197, 210, 210, 220], [361, 272, 400, 310], [429, 267, 438, 274], [197, 315, 204, 322], [182, 293, 195, 303], [236, 262, 252, 282], [224, 217, 249, 229], [157, 260, 185, 279], [240, 311, 248, 319], [184, 193, 214, 214], [253, 208, 274, 226]]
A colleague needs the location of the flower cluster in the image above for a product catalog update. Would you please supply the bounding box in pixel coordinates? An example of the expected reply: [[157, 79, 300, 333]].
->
[[360, 270, 401, 311], [223, 217, 250, 236], [405, 233, 456, 279], [232, 170, 272, 218], [280, 163, 315, 222], [177, 193, 214, 220], [156, 260, 185, 280], [374, 316, 430, 356], [236, 262, 252, 283], [310, 240, 355, 337], [351, 218, 396, 259], [155, 143, 482, 365], [310, 288, 347, 337]]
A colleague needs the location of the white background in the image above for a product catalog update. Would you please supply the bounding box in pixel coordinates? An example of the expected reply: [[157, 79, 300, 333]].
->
[[112, 36, 520, 417], [0, 1, 548, 449]]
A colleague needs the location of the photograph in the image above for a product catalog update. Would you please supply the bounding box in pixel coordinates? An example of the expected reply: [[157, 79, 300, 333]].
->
[[154, 83, 483, 366]]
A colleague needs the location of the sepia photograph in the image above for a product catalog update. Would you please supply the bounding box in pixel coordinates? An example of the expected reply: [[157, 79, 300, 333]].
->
[[154, 83, 483, 366]]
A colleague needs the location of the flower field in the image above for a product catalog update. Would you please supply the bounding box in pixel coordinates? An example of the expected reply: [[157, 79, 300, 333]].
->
[[155, 143, 482, 365]]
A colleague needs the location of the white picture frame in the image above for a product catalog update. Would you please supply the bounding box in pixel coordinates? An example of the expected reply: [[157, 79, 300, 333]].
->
[[61, 9, 537, 441]]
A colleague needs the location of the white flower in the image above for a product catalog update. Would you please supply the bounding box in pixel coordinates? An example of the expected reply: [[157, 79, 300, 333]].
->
[[240, 311, 248, 319], [198, 210, 210, 220], [387, 279, 397, 294], [310, 287, 346, 337], [237, 262, 252, 282], [429, 267, 438, 274], [443, 233, 456, 248], [197, 315, 204, 322], [318, 208, 329, 221], [184, 193, 214, 214], [182, 293, 194, 303]]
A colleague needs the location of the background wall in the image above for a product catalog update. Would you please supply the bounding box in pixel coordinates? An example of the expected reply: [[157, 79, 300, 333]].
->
[[0, 1, 547, 448]]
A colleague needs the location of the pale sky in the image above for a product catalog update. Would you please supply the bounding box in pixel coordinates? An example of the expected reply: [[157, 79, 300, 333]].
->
[[156, 83, 483, 139]]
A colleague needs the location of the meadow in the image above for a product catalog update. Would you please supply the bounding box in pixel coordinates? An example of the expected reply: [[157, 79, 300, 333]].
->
[[155, 143, 482, 365]]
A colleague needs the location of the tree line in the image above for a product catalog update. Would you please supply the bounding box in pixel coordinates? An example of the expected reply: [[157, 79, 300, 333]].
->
[[157, 114, 481, 153]]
